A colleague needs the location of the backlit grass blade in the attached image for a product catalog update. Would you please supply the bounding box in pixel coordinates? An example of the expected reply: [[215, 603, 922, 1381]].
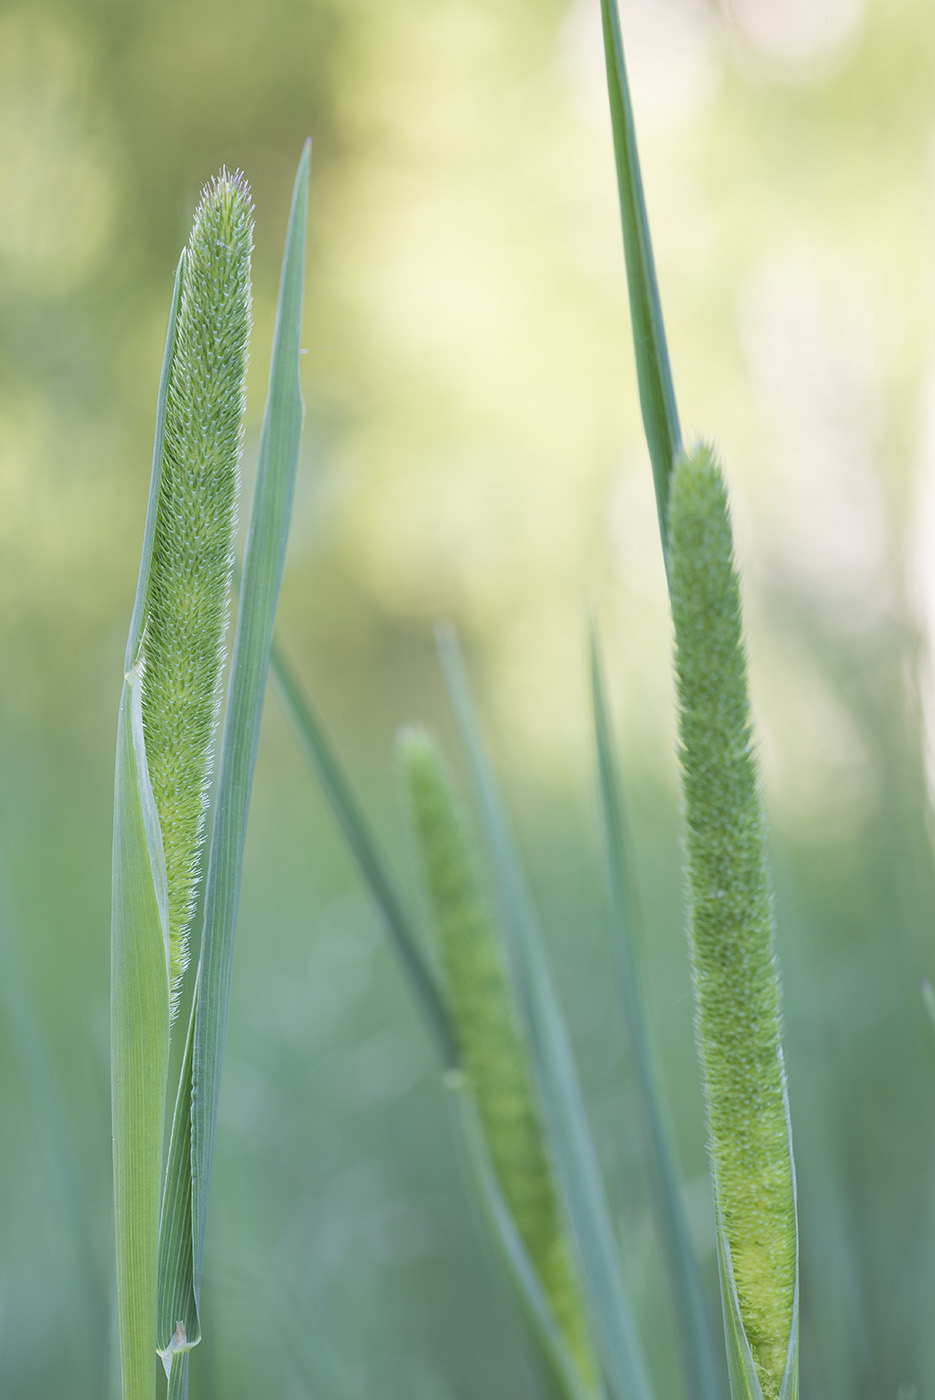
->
[[599, 0, 681, 548], [111, 257, 183, 1400], [589, 628, 723, 1400], [435, 624, 653, 1400], [269, 638, 457, 1068], [189, 140, 311, 1301]]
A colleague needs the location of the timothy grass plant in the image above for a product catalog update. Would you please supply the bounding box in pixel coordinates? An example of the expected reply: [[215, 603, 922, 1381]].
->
[[270, 5, 801, 1400], [111, 145, 310, 1400], [600, 3, 799, 1393]]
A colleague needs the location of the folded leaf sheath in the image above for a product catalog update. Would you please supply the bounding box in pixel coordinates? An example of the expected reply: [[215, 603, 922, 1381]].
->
[[400, 730, 597, 1386], [668, 444, 796, 1400], [141, 171, 253, 1011]]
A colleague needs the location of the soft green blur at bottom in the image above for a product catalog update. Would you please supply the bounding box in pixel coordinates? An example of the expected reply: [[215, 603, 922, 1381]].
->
[[4, 648, 934, 1400]]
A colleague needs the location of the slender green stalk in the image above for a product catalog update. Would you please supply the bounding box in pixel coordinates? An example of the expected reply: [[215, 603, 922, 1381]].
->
[[599, 0, 681, 548], [668, 442, 798, 1400], [399, 729, 597, 1390], [269, 638, 457, 1068]]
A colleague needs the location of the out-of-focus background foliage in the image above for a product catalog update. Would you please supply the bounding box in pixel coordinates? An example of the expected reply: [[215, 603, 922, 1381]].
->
[[1, 0, 934, 1395]]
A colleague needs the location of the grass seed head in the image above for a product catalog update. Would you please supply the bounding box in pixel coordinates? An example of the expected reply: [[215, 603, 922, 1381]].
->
[[141, 168, 254, 1017], [398, 727, 597, 1387], [668, 441, 797, 1399]]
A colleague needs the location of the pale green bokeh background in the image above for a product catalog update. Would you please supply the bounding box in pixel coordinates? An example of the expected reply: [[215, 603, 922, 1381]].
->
[[1, 1, 934, 1396]]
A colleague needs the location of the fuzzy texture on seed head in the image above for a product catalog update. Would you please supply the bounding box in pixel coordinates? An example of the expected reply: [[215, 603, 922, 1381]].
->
[[668, 442, 796, 1400], [141, 169, 253, 1017], [399, 729, 597, 1387]]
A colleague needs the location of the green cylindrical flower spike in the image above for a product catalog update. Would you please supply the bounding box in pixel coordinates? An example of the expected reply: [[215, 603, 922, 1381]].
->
[[141, 169, 253, 1014], [668, 442, 797, 1400], [399, 729, 597, 1387]]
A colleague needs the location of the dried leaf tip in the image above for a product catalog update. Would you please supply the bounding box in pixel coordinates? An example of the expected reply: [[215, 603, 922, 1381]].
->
[[141, 168, 254, 1018]]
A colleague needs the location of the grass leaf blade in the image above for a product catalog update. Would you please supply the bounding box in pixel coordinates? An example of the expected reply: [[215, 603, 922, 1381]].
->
[[190, 141, 311, 1294], [111, 667, 171, 1400], [599, 0, 681, 546], [157, 994, 200, 1376], [269, 639, 457, 1067], [436, 625, 653, 1400], [110, 261, 184, 1400], [590, 628, 722, 1400]]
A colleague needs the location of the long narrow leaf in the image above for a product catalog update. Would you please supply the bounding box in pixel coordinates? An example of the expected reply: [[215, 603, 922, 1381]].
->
[[111, 257, 183, 1400], [599, 0, 681, 548], [590, 629, 722, 1400], [269, 638, 457, 1068], [189, 140, 311, 1299], [112, 661, 172, 1400], [157, 995, 199, 1378], [436, 625, 653, 1400]]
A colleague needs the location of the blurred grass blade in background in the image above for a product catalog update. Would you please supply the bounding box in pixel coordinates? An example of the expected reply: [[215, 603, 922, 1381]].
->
[[269, 638, 457, 1067], [668, 444, 799, 1400], [436, 624, 654, 1400], [271, 646, 606, 1394], [599, 0, 681, 547], [589, 629, 723, 1400], [0, 880, 110, 1390], [922, 979, 935, 1033], [399, 728, 599, 1397]]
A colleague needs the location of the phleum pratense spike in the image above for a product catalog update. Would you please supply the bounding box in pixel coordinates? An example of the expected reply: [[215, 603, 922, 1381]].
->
[[141, 169, 253, 1016], [399, 728, 598, 1388], [668, 443, 797, 1400]]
